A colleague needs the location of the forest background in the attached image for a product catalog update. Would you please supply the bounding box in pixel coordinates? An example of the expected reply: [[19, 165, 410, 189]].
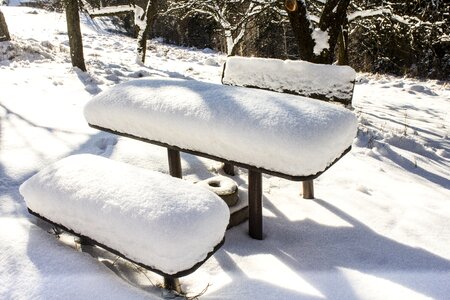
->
[[4, 0, 448, 80]]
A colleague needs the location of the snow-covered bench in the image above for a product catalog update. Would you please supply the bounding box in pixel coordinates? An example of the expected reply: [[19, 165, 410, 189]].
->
[[20, 154, 229, 291], [84, 56, 358, 240], [222, 56, 355, 106]]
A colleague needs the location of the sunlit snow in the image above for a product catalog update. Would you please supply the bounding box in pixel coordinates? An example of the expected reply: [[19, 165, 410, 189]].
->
[[1, 6, 449, 300]]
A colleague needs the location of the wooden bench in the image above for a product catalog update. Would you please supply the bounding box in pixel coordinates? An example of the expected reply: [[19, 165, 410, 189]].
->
[[20, 154, 229, 292], [84, 56, 358, 240]]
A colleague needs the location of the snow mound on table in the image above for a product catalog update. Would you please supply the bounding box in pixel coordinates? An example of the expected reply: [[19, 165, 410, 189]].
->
[[222, 56, 356, 104], [20, 154, 229, 275], [84, 78, 358, 176]]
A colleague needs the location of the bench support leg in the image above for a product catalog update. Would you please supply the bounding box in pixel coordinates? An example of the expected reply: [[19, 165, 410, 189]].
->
[[223, 162, 235, 176], [75, 235, 94, 246], [167, 149, 182, 179], [164, 277, 182, 293], [302, 180, 314, 199], [248, 169, 263, 240]]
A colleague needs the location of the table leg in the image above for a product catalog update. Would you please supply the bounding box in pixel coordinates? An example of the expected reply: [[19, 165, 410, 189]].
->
[[223, 162, 235, 176], [167, 148, 182, 179], [164, 277, 181, 293], [302, 180, 314, 199], [248, 169, 263, 240]]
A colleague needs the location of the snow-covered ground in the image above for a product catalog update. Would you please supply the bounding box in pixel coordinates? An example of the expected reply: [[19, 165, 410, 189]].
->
[[1, 6, 449, 300]]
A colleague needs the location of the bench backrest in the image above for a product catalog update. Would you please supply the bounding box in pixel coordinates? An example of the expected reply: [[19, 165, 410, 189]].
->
[[222, 56, 356, 107]]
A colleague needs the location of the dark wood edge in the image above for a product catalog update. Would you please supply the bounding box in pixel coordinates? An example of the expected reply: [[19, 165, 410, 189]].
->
[[220, 60, 228, 84], [28, 208, 225, 278], [88, 124, 352, 182], [221, 82, 353, 106], [349, 79, 356, 108]]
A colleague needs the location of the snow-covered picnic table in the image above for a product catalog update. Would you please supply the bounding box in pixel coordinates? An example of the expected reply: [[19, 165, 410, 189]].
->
[[84, 57, 358, 239], [85, 78, 357, 177]]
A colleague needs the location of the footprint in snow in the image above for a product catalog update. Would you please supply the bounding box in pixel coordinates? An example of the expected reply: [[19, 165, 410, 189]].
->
[[105, 74, 120, 83], [127, 70, 151, 78], [203, 57, 218, 66], [356, 185, 372, 195], [94, 136, 118, 153], [409, 85, 438, 96], [85, 84, 101, 95]]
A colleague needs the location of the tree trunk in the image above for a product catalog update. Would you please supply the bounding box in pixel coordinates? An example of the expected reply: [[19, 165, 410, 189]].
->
[[65, 0, 86, 71], [337, 22, 349, 65], [0, 9, 10, 42], [285, 0, 351, 64], [137, 0, 158, 64], [136, 27, 148, 63], [317, 0, 351, 64], [225, 30, 236, 56], [285, 1, 316, 62]]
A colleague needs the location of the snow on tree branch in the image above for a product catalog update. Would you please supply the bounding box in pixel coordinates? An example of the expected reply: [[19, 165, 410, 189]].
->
[[84, 4, 135, 18], [348, 8, 391, 22]]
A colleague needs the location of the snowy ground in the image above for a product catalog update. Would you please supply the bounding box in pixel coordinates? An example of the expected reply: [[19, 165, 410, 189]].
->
[[1, 6, 450, 300]]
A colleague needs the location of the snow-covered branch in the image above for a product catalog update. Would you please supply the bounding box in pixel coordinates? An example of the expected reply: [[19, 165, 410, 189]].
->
[[85, 5, 135, 18], [348, 8, 390, 22], [349, 7, 445, 29]]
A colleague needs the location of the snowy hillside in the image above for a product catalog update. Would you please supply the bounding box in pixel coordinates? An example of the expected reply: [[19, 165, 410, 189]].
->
[[1, 7, 449, 300]]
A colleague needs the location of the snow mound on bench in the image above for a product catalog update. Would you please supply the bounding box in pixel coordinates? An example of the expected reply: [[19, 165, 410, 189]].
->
[[20, 154, 229, 275], [84, 78, 357, 177], [222, 56, 356, 104]]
